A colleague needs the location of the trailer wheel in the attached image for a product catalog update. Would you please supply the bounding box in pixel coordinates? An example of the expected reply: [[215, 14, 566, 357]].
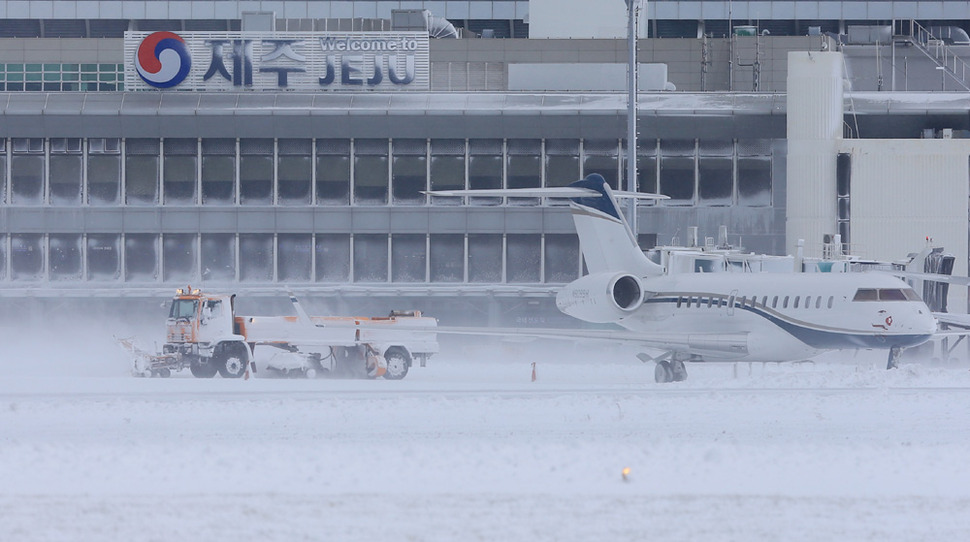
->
[[217, 343, 249, 379], [382, 348, 411, 380], [189, 357, 218, 378]]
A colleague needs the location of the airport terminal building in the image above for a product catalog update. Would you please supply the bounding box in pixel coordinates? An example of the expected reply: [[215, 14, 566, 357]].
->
[[1, 0, 969, 323]]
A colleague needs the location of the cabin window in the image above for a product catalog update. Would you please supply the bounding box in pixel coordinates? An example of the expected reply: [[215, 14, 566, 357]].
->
[[804, 296, 811, 309], [762, 296, 768, 308], [739, 296, 746, 308], [707, 296, 714, 308], [815, 296, 822, 309], [694, 297, 701, 308], [772, 296, 778, 308], [827, 296, 834, 308], [783, 296, 789, 308], [793, 296, 800, 308], [676, 296, 683, 308]]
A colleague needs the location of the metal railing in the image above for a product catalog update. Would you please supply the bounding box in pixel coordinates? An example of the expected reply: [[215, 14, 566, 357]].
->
[[894, 20, 970, 91]]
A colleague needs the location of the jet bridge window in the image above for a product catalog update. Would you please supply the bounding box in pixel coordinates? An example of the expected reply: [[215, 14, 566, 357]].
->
[[201, 234, 235, 282], [125, 139, 159, 206], [659, 139, 695, 204], [467, 139, 503, 206], [393, 139, 428, 205], [201, 138, 235, 205], [240, 139, 274, 205], [506, 139, 541, 205], [86, 234, 120, 281], [429, 139, 465, 206], [277, 139, 312, 206], [316, 139, 351, 205], [163, 138, 198, 205], [49, 139, 83, 205], [315, 234, 350, 282], [583, 139, 620, 190], [11, 141, 45, 205], [163, 234, 197, 282], [11, 234, 44, 280]]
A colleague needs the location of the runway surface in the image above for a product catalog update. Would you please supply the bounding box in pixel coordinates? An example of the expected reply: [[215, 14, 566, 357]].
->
[[2, 339, 970, 541]]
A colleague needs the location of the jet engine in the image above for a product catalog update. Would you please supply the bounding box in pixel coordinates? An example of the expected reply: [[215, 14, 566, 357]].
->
[[556, 272, 645, 323]]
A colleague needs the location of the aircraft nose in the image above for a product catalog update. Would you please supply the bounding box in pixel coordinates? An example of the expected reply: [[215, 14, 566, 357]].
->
[[920, 310, 938, 334]]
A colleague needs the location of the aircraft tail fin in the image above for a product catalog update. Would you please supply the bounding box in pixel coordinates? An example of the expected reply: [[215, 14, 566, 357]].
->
[[568, 174, 664, 277], [425, 173, 666, 277]]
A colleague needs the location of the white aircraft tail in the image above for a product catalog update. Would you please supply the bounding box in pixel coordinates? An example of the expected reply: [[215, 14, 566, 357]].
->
[[568, 174, 664, 277]]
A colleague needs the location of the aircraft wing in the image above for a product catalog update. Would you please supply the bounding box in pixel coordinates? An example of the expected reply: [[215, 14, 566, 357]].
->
[[433, 325, 749, 359]]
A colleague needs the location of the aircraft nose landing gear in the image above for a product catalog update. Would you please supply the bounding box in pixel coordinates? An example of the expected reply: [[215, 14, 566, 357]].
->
[[887, 346, 902, 370]]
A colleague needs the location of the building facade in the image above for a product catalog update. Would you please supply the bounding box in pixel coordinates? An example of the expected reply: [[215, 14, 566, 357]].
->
[[0, 0, 968, 324]]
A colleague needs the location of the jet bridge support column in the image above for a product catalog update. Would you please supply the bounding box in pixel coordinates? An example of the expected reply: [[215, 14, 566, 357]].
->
[[785, 51, 843, 259]]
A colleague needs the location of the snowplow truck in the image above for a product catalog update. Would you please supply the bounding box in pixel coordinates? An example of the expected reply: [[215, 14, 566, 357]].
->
[[129, 288, 438, 379]]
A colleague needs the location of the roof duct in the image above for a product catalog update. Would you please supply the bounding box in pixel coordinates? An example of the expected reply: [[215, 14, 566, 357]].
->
[[392, 9, 459, 39]]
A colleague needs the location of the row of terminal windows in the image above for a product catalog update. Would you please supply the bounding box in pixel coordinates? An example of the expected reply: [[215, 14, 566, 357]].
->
[[0, 63, 124, 92], [676, 294, 837, 310], [0, 137, 774, 207], [0, 233, 580, 285]]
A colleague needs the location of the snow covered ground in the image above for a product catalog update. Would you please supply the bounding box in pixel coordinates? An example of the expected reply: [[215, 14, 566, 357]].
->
[[2, 328, 970, 541]]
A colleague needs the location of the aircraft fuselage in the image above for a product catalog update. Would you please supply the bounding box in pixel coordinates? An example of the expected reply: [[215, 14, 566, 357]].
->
[[615, 271, 937, 362]]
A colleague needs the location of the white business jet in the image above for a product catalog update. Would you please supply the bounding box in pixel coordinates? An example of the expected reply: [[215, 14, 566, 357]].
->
[[430, 173, 939, 383]]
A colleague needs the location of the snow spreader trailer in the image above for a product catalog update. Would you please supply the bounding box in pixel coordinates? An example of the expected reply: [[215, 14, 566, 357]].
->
[[126, 288, 438, 379]]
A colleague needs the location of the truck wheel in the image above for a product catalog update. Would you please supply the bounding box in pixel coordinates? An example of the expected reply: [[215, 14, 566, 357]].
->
[[190, 357, 218, 378], [382, 348, 410, 380], [217, 344, 249, 379]]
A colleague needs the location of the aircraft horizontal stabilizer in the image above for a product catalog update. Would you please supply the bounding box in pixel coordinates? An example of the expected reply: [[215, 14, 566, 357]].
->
[[893, 271, 970, 286], [424, 187, 668, 200]]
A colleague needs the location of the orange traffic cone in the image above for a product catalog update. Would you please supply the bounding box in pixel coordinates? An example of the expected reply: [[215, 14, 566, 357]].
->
[[531, 362, 537, 382]]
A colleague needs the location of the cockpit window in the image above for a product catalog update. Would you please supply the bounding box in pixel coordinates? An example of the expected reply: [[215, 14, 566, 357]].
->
[[901, 288, 921, 301], [879, 289, 907, 301], [853, 289, 878, 301], [852, 288, 921, 302]]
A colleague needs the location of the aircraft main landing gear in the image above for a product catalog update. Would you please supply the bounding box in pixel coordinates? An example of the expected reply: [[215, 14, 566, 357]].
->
[[639, 352, 690, 383], [653, 357, 688, 383]]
